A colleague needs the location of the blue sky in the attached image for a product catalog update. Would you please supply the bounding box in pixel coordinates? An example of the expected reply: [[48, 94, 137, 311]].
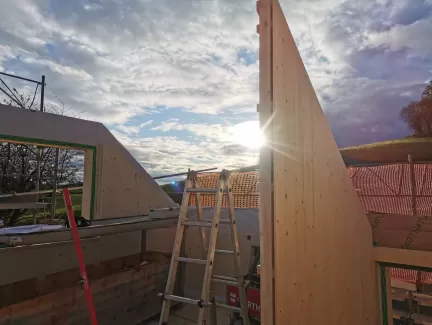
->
[[1, 0, 432, 177]]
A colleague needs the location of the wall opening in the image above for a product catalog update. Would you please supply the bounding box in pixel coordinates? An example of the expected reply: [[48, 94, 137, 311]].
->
[[381, 263, 432, 325], [0, 135, 96, 229]]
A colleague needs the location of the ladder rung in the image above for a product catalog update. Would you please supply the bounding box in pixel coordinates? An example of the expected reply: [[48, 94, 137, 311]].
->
[[158, 294, 205, 306], [202, 219, 231, 224], [183, 221, 212, 227], [215, 249, 234, 254], [214, 302, 241, 313], [176, 257, 207, 265], [187, 188, 219, 193], [212, 275, 238, 286], [213, 275, 238, 281]]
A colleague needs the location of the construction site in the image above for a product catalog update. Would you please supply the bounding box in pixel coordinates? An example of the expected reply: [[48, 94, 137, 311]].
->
[[1, 0, 432, 324]]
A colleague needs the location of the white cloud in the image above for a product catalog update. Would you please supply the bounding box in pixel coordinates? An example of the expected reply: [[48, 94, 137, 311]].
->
[[0, 0, 431, 175], [0, 0, 259, 124], [139, 120, 154, 128], [83, 3, 104, 11], [366, 17, 432, 56], [152, 121, 228, 140], [151, 120, 263, 149], [111, 131, 259, 177], [115, 124, 140, 135]]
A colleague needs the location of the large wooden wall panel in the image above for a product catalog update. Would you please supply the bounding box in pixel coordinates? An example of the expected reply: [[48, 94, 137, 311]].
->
[[0, 104, 101, 147], [0, 104, 175, 220], [95, 126, 175, 218], [98, 135, 174, 219], [259, 0, 380, 324]]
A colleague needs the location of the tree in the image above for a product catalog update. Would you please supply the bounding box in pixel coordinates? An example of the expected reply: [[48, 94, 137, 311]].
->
[[0, 82, 81, 226], [401, 80, 432, 137]]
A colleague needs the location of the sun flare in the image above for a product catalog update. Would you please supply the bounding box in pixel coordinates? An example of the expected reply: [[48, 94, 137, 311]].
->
[[231, 121, 265, 149]]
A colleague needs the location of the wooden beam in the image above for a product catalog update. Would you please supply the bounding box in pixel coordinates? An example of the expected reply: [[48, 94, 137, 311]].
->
[[257, 0, 274, 324], [373, 247, 432, 268], [0, 202, 49, 210]]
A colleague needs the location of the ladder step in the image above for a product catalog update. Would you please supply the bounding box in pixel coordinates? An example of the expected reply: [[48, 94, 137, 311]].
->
[[158, 294, 206, 307], [202, 219, 231, 224], [212, 275, 238, 286], [213, 275, 238, 281], [214, 302, 241, 313], [183, 221, 212, 227], [215, 249, 234, 254], [186, 188, 219, 193], [176, 257, 207, 265], [158, 294, 242, 313]]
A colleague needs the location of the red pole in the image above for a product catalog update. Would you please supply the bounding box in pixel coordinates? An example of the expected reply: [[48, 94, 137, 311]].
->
[[63, 188, 98, 325]]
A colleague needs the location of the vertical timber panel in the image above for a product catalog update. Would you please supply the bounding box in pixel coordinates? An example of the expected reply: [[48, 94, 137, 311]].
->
[[97, 137, 173, 219], [82, 149, 93, 219], [94, 144, 104, 219], [264, 1, 380, 324], [257, 0, 274, 324], [377, 265, 393, 325]]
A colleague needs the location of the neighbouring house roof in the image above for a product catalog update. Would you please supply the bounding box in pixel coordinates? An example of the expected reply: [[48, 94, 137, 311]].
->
[[188, 171, 259, 208], [190, 165, 432, 215], [349, 164, 432, 216]]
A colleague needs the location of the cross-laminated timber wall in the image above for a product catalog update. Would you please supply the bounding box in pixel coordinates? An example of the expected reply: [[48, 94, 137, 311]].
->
[[0, 104, 175, 219], [257, 0, 380, 324]]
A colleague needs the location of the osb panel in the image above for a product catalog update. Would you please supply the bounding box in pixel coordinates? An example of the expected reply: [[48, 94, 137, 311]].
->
[[263, 0, 379, 324], [188, 172, 260, 208]]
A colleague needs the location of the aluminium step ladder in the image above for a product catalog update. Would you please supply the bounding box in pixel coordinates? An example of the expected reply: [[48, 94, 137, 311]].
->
[[158, 169, 250, 325]]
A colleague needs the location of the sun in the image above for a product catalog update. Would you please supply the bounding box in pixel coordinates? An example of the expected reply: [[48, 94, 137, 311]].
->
[[231, 121, 265, 149]]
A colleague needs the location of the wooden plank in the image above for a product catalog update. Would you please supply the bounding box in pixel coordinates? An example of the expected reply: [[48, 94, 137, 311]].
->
[[0, 202, 49, 210], [373, 247, 432, 268], [257, 0, 274, 324], [82, 149, 94, 219], [261, 0, 380, 323]]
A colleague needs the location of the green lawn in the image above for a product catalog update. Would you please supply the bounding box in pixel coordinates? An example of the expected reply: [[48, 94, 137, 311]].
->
[[16, 193, 83, 225], [53, 193, 83, 210]]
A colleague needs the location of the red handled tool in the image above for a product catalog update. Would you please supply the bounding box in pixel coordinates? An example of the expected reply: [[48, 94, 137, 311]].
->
[[63, 188, 98, 325]]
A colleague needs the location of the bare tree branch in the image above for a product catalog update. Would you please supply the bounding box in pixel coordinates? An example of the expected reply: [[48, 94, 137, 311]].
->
[[0, 85, 81, 226], [0, 77, 24, 107]]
